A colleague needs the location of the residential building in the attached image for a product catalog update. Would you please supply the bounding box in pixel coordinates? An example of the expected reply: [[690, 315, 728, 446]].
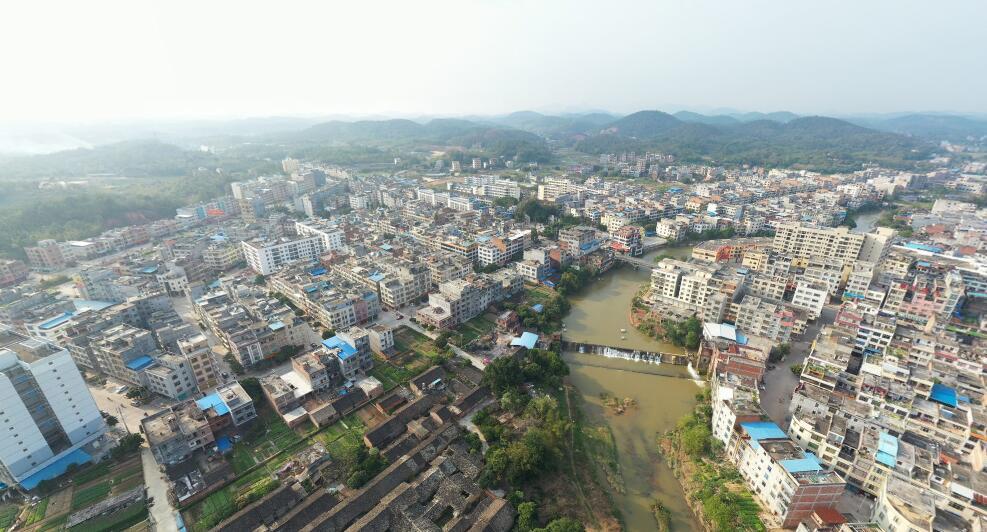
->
[[242, 235, 324, 276], [0, 329, 107, 489]]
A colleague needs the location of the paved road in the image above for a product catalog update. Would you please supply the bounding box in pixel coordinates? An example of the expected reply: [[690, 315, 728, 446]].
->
[[143, 447, 179, 532], [89, 381, 179, 531], [759, 304, 837, 428]]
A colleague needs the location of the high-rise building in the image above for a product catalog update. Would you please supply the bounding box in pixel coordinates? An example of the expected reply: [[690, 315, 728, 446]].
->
[[0, 328, 107, 489], [241, 235, 324, 276]]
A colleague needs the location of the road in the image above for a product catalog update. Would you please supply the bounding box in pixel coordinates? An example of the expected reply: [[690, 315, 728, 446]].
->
[[759, 304, 837, 428], [143, 447, 179, 532], [88, 380, 179, 532]]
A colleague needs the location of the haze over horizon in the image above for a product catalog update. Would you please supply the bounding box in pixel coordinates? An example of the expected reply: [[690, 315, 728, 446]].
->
[[3, 0, 986, 126]]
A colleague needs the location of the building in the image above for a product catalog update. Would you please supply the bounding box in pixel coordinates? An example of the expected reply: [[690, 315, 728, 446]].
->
[[0, 329, 107, 489], [0, 260, 29, 287], [772, 223, 865, 263], [24, 240, 67, 271], [177, 335, 219, 391], [144, 353, 199, 401], [212, 382, 257, 426], [141, 401, 215, 465], [416, 272, 523, 329], [294, 221, 346, 253], [729, 420, 845, 528], [242, 236, 324, 276]]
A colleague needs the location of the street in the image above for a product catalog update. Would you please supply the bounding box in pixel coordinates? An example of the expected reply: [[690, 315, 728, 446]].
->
[[88, 380, 179, 532], [759, 304, 837, 428]]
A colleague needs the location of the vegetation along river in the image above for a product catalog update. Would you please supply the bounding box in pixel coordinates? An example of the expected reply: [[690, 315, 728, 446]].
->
[[562, 247, 700, 531]]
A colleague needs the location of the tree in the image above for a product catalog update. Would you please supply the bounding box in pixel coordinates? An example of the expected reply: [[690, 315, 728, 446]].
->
[[111, 433, 144, 460], [434, 332, 451, 349], [253, 274, 266, 285], [105, 414, 119, 427], [517, 502, 538, 532], [790, 363, 804, 376], [224, 353, 245, 375], [681, 423, 712, 457], [321, 329, 336, 340], [239, 377, 263, 403]]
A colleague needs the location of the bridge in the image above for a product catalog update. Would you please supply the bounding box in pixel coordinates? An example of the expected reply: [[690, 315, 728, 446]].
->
[[612, 253, 659, 269]]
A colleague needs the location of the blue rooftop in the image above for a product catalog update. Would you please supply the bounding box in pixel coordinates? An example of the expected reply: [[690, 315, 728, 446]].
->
[[511, 332, 539, 350], [323, 336, 358, 360], [531, 303, 544, 313], [904, 242, 943, 254], [215, 435, 233, 453], [740, 422, 787, 446], [196, 393, 230, 416], [779, 453, 823, 473], [19, 448, 91, 490], [875, 432, 899, 467], [930, 383, 958, 407], [125, 355, 155, 371], [310, 267, 327, 276], [369, 272, 386, 282], [269, 321, 285, 331], [38, 312, 74, 330], [138, 265, 159, 274]]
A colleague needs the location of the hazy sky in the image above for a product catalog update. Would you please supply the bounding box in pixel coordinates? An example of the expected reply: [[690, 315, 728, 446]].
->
[[3, 0, 986, 123]]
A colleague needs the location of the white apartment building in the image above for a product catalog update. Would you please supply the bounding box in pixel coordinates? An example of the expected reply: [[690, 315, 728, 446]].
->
[[294, 221, 346, 253], [242, 235, 324, 276], [772, 223, 865, 262], [0, 329, 107, 489], [791, 281, 828, 320]]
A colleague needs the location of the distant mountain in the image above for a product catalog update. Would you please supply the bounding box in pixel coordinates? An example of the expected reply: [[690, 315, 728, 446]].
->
[[729, 111, 800, 123], [603, 111, 681, 138], [851, 113, 987, 143], [673, 111, 741, 126], [294, 117, 552, 162], [486, 111, 613, 139], [0, 139, 276, 180], [575, 113, 929, 171]]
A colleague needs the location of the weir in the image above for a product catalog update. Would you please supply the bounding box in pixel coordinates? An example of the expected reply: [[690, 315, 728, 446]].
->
[[560, 339, 690, 365]]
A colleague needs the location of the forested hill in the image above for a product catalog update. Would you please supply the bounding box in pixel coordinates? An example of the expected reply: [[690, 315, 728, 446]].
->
[[574, 112, 931, 171]]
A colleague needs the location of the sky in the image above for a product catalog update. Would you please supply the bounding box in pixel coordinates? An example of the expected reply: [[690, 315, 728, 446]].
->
[[2, 0, 986, 124]]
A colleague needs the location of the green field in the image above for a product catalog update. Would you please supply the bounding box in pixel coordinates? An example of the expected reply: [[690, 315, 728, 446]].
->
[[72, 502, 148, 532], [0, 505, 18, 531], [72, 482, 111, 511], [24, 498, 49, 525], [454, 315, 496, 345], [231, 409, 304, 473], [70, 463, 111, 486]]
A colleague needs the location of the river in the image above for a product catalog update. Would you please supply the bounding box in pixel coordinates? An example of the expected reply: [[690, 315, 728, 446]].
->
[[562, 246, 700, 531], [850, 209, 885, 234]]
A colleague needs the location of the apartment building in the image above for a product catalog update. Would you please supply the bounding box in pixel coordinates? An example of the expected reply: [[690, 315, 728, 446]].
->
[[0, 329, 107, 489], [731, 295, 806, 344], [144, 353, 199, 401], [294, 220, 346, 253], [731, 420, 846, 528], [177, 335, 219, 391], [649, 259, 739, 322], [24, 240, 67, 271], [142, 401, 215, 465], [558, 226, 602, 258], [242, 235, 324, 276], [477, 231, 528, 267], [416, 272, 523, 329], [772, 223, 865, 263], [88, 324, 158, 384], [791, 281, 829, 320], [0, 260, 29, 287]]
